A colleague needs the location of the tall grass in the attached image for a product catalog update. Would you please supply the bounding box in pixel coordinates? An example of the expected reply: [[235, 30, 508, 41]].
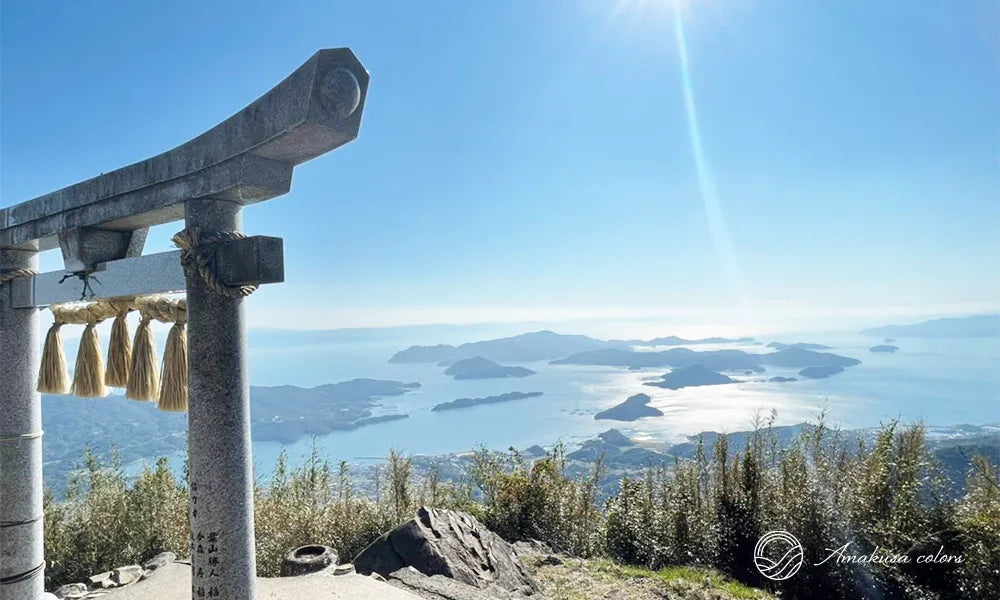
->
[[43, 418, 998, 600]]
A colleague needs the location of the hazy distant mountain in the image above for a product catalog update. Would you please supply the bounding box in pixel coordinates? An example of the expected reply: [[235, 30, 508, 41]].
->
[[431, 391, 543, 412], [624, 336, 757, 346], [389, 330, 624, 363], [646, 364, 735, 390], [861, 315, 1000, 338], [443, 356, 537, 380]]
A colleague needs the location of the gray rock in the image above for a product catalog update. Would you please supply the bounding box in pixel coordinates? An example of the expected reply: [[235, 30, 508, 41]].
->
[[388, 567, 499, 600], [111, 565, 143, 586], [511, 540, 553, 557], [355, 507, 542, 596], [87, 571, 114, 589], [53, 583, 88, 598], [142, 551, 176, 572], [43, 594, 60, 600]]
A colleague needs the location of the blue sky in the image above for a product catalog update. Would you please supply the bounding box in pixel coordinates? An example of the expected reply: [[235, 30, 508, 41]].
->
[[2, 0, 997, 333]]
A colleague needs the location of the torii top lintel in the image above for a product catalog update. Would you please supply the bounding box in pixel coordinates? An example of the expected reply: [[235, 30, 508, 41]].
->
[[0, 48, 369, 252]]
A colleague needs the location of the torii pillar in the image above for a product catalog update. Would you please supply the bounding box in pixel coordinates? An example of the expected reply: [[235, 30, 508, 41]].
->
[[0, 249, 43, 600], [0, 48, 369, 600]]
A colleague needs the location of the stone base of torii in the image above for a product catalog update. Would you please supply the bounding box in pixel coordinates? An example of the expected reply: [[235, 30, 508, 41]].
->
[[0, 48, 369, 600]]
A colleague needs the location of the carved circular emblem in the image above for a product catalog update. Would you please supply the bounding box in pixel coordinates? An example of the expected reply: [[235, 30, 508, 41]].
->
[[319, 67, 361, 118], [754, 530, 803, 581]]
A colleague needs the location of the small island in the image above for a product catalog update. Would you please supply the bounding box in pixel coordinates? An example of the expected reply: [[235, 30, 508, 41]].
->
[[768, 376, 798, 383], [431, 391, 543, 412], [645, 364, 734, 390], [799, 365, 845, 379], [598, 428, 633, 446], [595, 393, 663, 421], [870, 345, 899, 353], [767, 342, 832, 350], [443, 356, 537, 380]]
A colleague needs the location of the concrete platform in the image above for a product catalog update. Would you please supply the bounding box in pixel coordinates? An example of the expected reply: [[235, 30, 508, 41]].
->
[[88, 562, 423, 600]]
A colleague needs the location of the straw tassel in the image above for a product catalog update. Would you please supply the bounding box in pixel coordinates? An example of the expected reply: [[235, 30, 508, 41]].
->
[[71, 322, 107, 398], [37, 322, 70, 394], [104, 309, 132, 388], [158, 320, 188, 412], [126, 313, 159, 401]]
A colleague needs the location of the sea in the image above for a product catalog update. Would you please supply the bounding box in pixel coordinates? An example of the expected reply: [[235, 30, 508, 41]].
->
[[120, 320, 1000, 478]]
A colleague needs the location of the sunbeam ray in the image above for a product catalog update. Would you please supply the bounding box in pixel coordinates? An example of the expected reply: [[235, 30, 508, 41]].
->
[[672, 2, 754, 331]]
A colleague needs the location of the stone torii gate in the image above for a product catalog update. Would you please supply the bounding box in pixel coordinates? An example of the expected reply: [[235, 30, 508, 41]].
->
[[0, 48, 369, 600]]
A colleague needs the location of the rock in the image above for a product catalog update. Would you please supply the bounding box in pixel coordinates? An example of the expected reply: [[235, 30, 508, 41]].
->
[[280, 544, 338, 577], [44, 594, 59, 600], [512, 540, 553, 556], [354, 507, 542, 596], [53, 583, 88, 598], [87, 571, 115, 589], [371, 572, 387, 582], [142, 551, 176, 572], [388, 566, 511, 600], [538, 555, 563, 566], [111, 565, 143, 586]]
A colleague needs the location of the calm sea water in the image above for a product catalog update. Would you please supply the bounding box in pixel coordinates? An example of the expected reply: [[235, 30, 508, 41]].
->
[[242, 329, 1000, 471], [128, 326, 1000, 477]]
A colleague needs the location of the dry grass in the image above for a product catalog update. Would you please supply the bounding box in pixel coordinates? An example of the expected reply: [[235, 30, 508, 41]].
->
[[528, 554, 775, 600]]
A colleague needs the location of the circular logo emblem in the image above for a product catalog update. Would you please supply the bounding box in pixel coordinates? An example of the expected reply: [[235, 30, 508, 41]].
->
[[754, 530, 804, 581]]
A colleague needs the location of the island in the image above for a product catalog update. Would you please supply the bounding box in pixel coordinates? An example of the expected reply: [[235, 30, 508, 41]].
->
[[798, 365, 844, 379], [245, 379, 421, 444], [870, 345, 899, 353], [443, 356, 536, 380], [431, 391, 543, 412], [645, 364, 734, 390], [598, 429, 633, 446], [594, 393, 664, 421], [552, 346, 859, 379], [766, 342, 832, 350], [768, 376, 798, 383]]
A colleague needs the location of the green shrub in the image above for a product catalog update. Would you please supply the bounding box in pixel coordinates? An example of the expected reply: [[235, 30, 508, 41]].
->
[[43, 419, 999, 600]]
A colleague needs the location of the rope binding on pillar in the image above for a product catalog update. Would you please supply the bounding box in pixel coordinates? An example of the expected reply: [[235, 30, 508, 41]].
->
[[173, 228, 259, 298], [0, 267, 39, 285]]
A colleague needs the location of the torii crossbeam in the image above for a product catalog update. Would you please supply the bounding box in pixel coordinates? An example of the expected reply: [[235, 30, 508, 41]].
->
[[0, 48, 369, 600]]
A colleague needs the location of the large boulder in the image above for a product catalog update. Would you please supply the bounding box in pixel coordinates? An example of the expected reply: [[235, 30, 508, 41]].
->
[[354, 507, 542, 597]]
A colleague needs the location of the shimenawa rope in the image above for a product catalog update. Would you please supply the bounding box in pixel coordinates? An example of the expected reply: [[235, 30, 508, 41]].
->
[[0, 268, 39, 285], [172, 228, 259, 298]]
